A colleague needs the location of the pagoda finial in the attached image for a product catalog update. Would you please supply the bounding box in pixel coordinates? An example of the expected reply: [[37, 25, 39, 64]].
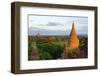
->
[[72, 22, 75, 28], [70, 22, 77, 37], [72, 22, 75, 31]]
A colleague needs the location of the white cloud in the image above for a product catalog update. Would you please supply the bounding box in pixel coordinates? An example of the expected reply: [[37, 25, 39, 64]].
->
[[32, 24, 67, 31]]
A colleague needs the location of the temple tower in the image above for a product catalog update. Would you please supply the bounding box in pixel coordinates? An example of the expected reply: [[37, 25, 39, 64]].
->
[[31, 42, 39, 60], [62, 22, 80, 59], [68, 22, 79, 48]]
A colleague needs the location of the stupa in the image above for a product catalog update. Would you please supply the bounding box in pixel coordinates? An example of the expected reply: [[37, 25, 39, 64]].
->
[[68, 22, 79, 48], [61, 22, 80, 59], [31, 42, 39, 60]]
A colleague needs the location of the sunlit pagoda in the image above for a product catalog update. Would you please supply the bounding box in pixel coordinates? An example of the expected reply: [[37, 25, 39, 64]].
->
[[62, 22, 80, 59], [68, 22, 79, 48]]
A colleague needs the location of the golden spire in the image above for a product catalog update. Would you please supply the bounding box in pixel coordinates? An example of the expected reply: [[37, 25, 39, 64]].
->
[[68, 22, 79, 48]]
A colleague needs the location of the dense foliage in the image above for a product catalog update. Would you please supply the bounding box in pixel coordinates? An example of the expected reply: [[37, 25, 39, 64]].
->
[[28, 35, 88, 60]]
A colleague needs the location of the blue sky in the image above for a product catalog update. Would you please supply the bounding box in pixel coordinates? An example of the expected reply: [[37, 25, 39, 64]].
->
[[28, 15, 88, 36]]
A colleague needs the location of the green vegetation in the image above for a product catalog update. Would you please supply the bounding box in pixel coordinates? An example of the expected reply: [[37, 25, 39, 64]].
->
[[28, 35, 88, 60], [79, 36, 88, 58]]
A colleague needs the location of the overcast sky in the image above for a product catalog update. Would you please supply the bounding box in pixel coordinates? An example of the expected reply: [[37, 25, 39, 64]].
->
[[28, 15, 88, 36]]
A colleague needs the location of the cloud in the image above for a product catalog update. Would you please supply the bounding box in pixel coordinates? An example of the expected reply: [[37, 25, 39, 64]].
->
[[34, 22, 64, 27], [46, 22, 64, 26]]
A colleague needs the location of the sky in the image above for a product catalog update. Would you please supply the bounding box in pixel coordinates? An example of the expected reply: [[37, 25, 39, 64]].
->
[[28, 14, 88, 36]]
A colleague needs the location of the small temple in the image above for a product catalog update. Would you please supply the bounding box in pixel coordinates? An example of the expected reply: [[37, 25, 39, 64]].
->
[[31, 42, 39, 60]]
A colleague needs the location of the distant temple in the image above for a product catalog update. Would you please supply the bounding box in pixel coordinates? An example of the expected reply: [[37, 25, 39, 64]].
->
[[36, 33, 41, 37]]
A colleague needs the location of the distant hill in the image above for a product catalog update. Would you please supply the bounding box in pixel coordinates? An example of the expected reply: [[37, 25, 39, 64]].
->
[[28, 27, 87, 36]]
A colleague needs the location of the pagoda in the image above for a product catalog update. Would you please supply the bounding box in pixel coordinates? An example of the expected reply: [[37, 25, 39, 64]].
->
[[31, 42, 39, 60], [68, 22, 79, 48], [61, 22, 80, 59]]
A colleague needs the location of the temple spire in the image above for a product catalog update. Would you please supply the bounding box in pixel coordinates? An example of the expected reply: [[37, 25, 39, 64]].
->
[[68, 22, 79, 48], [70, 22, 77, 36], [61, 22, 80, 59]]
